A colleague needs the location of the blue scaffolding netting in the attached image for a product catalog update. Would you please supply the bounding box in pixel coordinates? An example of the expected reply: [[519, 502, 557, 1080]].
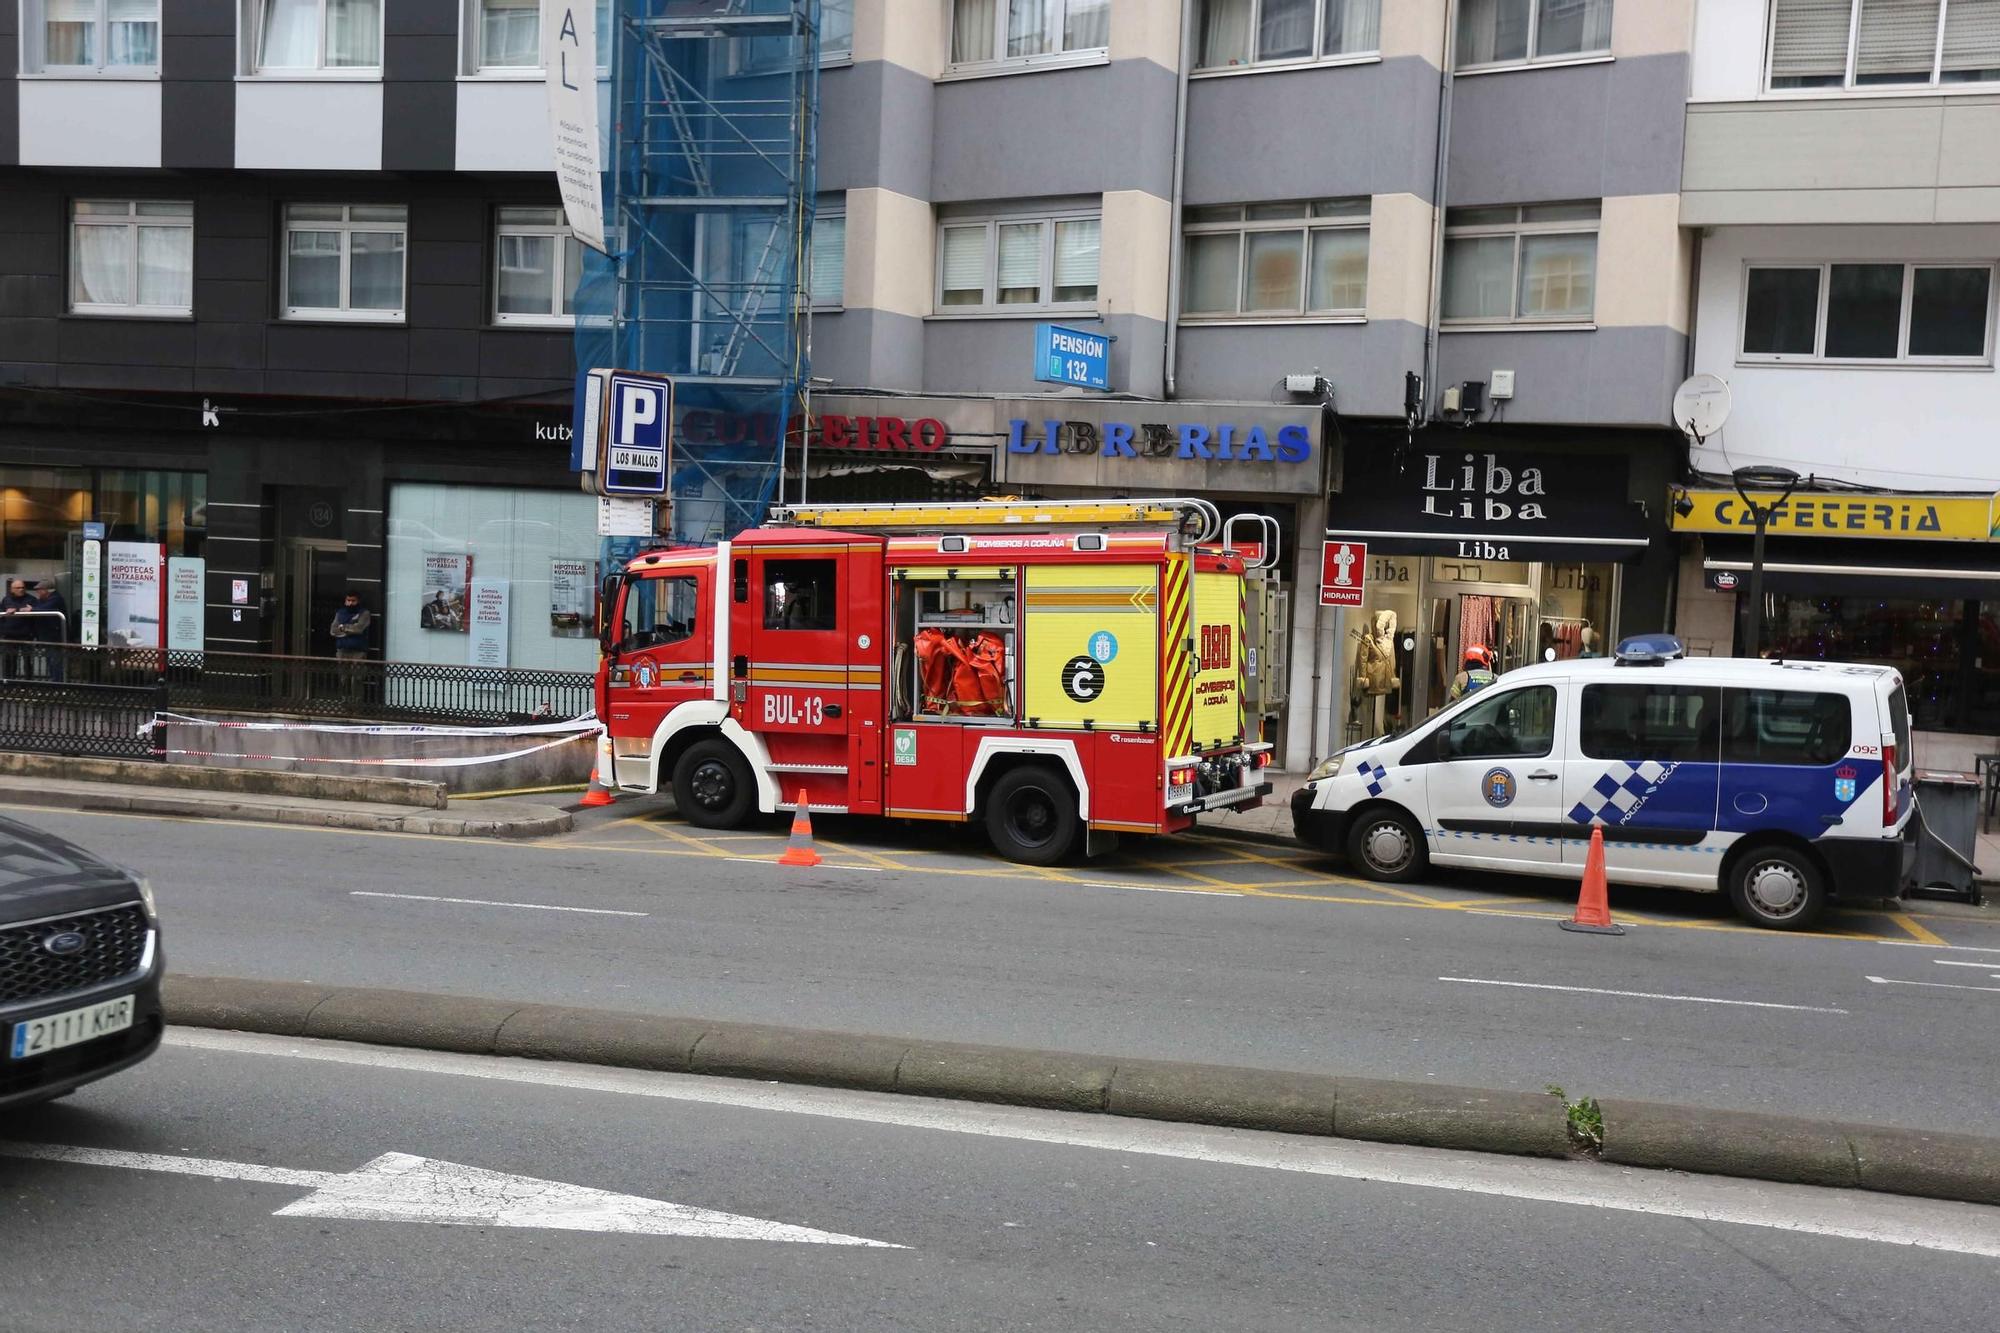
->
[[576, 0, 819, 548]]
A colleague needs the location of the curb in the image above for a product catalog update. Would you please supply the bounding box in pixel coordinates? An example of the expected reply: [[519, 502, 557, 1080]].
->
[[0, 783, 570, 838], [161, 975, 2000, 1208]]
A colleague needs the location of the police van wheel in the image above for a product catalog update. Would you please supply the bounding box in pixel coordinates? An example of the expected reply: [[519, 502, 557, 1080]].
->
[[673, 739, 754, 829], [986, 766, 1079, 867], [1727, 845, 1827, 930], [1347, 808, 1427, 883]]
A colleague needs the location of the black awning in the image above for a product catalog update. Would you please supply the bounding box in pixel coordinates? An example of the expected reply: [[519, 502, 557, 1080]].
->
[[1702, 536, 2000, 600]]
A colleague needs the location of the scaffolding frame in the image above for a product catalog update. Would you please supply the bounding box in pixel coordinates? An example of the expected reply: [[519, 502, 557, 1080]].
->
[[577, 0, 819, 544]]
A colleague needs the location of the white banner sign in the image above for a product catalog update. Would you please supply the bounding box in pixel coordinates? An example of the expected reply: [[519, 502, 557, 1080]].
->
[[550, 558, 595, 639], [80, 538, 103, 647], [167, 556, 205, 652], [544, 2, 605, 253], [104, 541, 164, 649], [469, 577, 510, 668], [597, 496, 656, 537]]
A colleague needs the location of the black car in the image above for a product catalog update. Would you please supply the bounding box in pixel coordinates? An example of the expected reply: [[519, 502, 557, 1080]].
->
[[0, 816, 163, 1110]]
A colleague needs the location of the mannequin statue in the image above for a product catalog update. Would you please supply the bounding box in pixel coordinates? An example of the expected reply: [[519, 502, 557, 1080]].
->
[[1349, 610, 1401, 738], [1580, 627, 1602, 658]]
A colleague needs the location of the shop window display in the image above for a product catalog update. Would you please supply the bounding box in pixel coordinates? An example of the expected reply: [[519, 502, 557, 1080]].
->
[[386, 483, 600, 674], [1338, 552, 1620, 743]]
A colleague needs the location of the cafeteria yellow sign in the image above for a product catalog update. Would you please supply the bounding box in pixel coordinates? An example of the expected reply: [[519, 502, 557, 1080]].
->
[[1671, 490, 1999, 542]]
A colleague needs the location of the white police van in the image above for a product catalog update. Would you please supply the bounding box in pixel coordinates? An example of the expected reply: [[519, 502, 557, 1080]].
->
[[1290, 636, 1916, 929]]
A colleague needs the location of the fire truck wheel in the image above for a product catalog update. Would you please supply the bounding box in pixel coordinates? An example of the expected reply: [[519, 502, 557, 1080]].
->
[[985, 765, 1080, 866], [672, 738, 755, 829]]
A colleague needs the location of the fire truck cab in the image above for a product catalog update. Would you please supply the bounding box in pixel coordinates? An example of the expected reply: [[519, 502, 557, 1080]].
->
[[594, 498, 1275, 864]]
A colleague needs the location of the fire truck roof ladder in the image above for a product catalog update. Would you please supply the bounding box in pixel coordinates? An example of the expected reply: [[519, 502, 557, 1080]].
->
[[768, 498, 1222, 542]]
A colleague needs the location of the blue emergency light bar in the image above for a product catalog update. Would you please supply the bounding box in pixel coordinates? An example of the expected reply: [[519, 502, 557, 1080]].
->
[[1613, 634, 1686, 666]]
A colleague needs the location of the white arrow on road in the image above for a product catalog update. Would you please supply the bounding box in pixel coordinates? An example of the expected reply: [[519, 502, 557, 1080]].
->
[[0, 1141, 902, 1247]]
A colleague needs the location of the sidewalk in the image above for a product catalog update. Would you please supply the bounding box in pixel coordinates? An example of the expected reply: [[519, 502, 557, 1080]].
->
[[0, 774, 570, 838]]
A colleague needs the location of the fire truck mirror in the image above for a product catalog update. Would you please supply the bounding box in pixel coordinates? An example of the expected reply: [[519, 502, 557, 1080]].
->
[[733, 558, 750, 603], [598, 574, 622, 649]]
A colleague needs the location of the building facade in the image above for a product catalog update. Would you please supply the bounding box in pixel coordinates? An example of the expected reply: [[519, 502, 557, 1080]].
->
[[2, 0, 1706, 769], [812, 0, 1694, 765], [1677, 0, 2000, 762]]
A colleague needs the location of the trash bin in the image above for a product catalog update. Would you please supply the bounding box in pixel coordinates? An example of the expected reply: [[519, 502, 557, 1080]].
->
[[1912, 771, 1984, 905]]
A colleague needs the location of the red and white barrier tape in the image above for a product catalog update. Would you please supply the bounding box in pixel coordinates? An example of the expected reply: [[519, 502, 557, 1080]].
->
[[153, 712, 598, 738], [158, 732, 593, 769]]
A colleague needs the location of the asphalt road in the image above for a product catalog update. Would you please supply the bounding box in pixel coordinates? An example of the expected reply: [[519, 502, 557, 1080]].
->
[[2, 1032, 1996, 1332], [14, 801, 2000, 1136]]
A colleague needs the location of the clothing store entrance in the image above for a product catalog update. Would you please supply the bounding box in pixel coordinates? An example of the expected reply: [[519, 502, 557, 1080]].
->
[[1339, 554, 1616, 748]]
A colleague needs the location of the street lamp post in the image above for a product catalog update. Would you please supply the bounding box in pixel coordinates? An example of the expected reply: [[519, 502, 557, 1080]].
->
[[1731, 465, 1802, 658]]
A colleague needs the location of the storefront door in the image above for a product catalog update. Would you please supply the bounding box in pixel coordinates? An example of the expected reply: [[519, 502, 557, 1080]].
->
[[281, 538, 347, 658]]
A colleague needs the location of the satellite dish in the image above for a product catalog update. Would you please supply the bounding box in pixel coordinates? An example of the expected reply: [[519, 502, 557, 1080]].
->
[[1672, 373, 1732, 442]]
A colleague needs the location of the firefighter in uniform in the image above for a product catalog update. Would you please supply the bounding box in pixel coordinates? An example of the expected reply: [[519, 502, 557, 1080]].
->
[[1448, 643, 1497, 702]]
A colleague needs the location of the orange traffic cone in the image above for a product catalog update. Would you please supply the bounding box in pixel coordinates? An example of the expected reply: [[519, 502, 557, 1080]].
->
[[580, 734, 616, 808], [1559, 826, 1624, 935], [777, 787, 821, 867]]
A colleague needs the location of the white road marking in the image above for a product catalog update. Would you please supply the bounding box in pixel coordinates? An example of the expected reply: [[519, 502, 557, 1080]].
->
[[0, 1138, 899, 1247], [1878, 939, 2000, 955], [1867, 975, 2000, 995], [1081, 881, 1234, 896], [1438, 976, 1848, 1014], [350, 891, 647, 917], [1933, 959, 2000, 972], [158, 1029, 2000, 1259]]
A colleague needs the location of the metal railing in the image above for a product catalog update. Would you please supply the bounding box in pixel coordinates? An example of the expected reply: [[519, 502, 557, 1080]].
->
[[0, 677, 163, 761], [8, 646, 594, 730]]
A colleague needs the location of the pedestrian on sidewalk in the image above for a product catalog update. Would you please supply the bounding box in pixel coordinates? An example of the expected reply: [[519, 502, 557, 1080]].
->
[[30, 580, 66, 682], [330, 589, 374, 707], [0, 578, 37, 679]]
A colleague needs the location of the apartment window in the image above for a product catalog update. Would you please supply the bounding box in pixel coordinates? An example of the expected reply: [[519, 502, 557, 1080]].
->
[[494, 207, 583, 326], [70, 200, 192, 316], [822, 0, 854, 58], [1456, 0, 1613, 69], [936, 214, 1100, 312], [1441, 203, 1599, 324], [810, 214, 846, 309], [463, 0, 613, 73], [1195, 0, 1382, 69], [1741, 262, 1995, 363], [1770, 0, 2000, 90], [26, 0, 159, 73], [948, 0, 1109, 71], [1182, 200, 1369, 318], [283, 204, 407, 321], [249, 0, 382, 72]]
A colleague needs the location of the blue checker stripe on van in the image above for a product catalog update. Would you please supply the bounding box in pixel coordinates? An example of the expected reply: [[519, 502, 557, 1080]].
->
[[1357, 761, 1388, 796]]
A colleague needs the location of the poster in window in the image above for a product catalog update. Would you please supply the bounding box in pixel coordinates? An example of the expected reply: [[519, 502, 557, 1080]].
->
[[469, 578, 509, 668], [104, 541, 164, 649], [167, 556, 205, 652], [419, 552, 471, 633], [550, 558, 596, 638]]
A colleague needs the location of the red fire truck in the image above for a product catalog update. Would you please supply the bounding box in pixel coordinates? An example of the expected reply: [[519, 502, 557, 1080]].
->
[[592, 498, 1275, 863]]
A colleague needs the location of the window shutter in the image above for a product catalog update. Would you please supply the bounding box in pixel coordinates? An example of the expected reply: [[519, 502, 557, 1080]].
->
[[1855, 0, 1940, 80], [940, 226, 987, 298], [1052, 218, 1099, 291], [1770, 0, 1857, 83], [1943, 0, 2000, 75], [996, 222, 1043, 291], [811, 217, 845, 306]]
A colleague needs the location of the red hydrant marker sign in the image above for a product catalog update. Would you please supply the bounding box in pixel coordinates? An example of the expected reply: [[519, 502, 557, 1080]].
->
[[1320, 541, 1367, 608]]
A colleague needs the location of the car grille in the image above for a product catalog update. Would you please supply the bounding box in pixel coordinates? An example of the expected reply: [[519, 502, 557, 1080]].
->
[[0, 903, 151, 1006]]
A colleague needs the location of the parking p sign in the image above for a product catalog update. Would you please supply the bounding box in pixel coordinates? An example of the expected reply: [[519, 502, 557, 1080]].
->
[[600, 371, 672, 496]]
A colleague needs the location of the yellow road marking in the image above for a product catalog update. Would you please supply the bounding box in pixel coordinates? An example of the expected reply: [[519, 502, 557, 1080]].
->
[[811, 836, 910, 871], [1886, 911, 1950, 947], [638, 819, 731, 857], [454, 783, 585, 800]]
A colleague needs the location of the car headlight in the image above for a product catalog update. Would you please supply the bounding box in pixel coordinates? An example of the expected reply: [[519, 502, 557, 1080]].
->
[[134, 874, 158, 921], [1309, 755, 1345, 782]]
